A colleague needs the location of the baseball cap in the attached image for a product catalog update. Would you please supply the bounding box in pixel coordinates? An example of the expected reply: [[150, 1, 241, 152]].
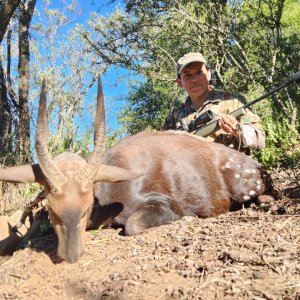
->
[[176, 52, 207, 75]]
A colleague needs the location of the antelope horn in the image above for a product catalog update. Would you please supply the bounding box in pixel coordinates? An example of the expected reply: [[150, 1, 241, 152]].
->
[[76, 77, 105, 188], [0, 164, 44, 184], [94, 165, 143, 183], [35, 79, 66, 193]]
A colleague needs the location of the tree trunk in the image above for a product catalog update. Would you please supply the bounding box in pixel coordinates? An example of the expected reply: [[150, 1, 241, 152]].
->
[[17, 0, 36, 163], [0, 0, 21, 44], [0, 60, 12, 161]]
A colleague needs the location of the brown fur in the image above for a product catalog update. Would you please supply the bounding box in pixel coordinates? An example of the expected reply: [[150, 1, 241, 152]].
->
[[92, 131, 274, 235], [0, 82, 275, 263]]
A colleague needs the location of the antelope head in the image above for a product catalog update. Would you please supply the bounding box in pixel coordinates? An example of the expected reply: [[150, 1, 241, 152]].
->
[[0, 78, 140, 263]]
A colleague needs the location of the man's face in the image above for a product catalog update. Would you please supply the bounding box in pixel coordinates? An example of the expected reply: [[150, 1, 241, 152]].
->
[[176, 62, 211, 99]]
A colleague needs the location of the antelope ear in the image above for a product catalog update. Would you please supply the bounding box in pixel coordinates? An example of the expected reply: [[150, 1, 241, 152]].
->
[[93, 164, 143, 183], [0, 164, 45, 184]]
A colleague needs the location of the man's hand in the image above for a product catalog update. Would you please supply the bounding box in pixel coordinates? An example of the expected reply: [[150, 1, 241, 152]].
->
[[218, 115, 240, 138]]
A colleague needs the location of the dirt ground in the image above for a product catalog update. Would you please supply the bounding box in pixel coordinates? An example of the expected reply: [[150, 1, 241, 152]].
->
[[0, 165, 299, 300]]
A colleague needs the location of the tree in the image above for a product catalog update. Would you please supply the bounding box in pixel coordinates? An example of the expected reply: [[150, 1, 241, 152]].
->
[[0, 0, 106, 164], [0, 0, 37, 164], [0, 61, 12, 159], [0, 0, 21, 44], [17, 0, 37, 163], [29, 0, 108, 157], [82, 0, 300, 166], [0, 0, 21, 161], [119, 80, 182, 134]]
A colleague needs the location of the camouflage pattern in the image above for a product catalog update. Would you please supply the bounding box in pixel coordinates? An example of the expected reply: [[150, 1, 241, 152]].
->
[[162, 89, 263, 151]]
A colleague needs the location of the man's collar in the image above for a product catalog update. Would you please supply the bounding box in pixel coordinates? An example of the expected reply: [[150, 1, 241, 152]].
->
[[185, 90, 221, 111]]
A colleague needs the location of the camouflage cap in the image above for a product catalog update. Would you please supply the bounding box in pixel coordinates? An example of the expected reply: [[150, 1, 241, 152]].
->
[[177, 52, 207, 75]]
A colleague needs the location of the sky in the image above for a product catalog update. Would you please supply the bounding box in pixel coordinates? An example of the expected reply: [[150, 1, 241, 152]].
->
[[72, 0, 130, 133], [36, 0, 133, 134]]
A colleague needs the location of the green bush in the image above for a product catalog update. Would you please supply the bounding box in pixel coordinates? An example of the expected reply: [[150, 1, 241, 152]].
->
[[253, 113, 299, 168]]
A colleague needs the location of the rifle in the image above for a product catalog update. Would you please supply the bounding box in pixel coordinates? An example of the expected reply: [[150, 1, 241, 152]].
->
[[190, 71, 300, 137]]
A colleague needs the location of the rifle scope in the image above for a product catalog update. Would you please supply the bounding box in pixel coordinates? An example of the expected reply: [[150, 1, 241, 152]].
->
[[189, 110, 214, 132]]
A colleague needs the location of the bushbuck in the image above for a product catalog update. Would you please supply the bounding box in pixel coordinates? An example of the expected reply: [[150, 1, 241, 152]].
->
[[0, 78, 273, 263]]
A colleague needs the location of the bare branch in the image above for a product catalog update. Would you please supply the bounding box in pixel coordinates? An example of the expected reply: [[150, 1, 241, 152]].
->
[[0, 0, 21, 44]]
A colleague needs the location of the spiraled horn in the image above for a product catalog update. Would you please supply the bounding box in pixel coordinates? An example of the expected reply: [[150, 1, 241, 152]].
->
[[35, 79, 66, 193], [76, 77, 105, 189]]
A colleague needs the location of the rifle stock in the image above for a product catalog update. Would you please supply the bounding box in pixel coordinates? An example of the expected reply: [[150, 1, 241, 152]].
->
[[194, 108, 247, 137]]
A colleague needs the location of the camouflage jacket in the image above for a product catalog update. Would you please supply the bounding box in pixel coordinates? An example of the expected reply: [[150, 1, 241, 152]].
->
[[162, 89, 264, 151]]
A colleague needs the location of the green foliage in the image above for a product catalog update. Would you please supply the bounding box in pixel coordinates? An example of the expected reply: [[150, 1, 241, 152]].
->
[[282, 148, 300, 169], [48, 128, 92, 159], [85, 0, 300, 168], [2, 0, 299, 171], [22, 183, 43, 200], [119, 80, 182, 134], [253, 109, 299, 168], [0, 131, 20, 166], [106, 128, 127, 148]]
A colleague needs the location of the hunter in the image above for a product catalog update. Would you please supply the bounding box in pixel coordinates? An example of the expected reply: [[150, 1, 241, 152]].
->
[[162, 52, 265, 152]]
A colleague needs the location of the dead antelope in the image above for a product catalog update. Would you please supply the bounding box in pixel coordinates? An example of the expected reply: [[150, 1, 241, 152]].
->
[[92, 130, 273, 236], [0, 78, 140, 263], [0, 79, 274, 263]]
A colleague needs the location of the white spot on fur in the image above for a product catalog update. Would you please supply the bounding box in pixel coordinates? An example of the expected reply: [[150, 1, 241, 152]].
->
[[256, 185, 261, 191], [256, 180, 261, 185], [234, 174, 241, 178], [229, 158, 234, 162], [243, 195, 250, 201], [224, 161, 231, 169], [244, 169, 251, 174], [249, 190, 256, 196], [236, 164, 241, 168], [250, 169, 257, 174]]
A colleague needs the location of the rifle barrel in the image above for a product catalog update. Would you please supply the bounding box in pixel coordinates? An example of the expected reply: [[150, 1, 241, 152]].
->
[[244, 71, 300, 109]]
